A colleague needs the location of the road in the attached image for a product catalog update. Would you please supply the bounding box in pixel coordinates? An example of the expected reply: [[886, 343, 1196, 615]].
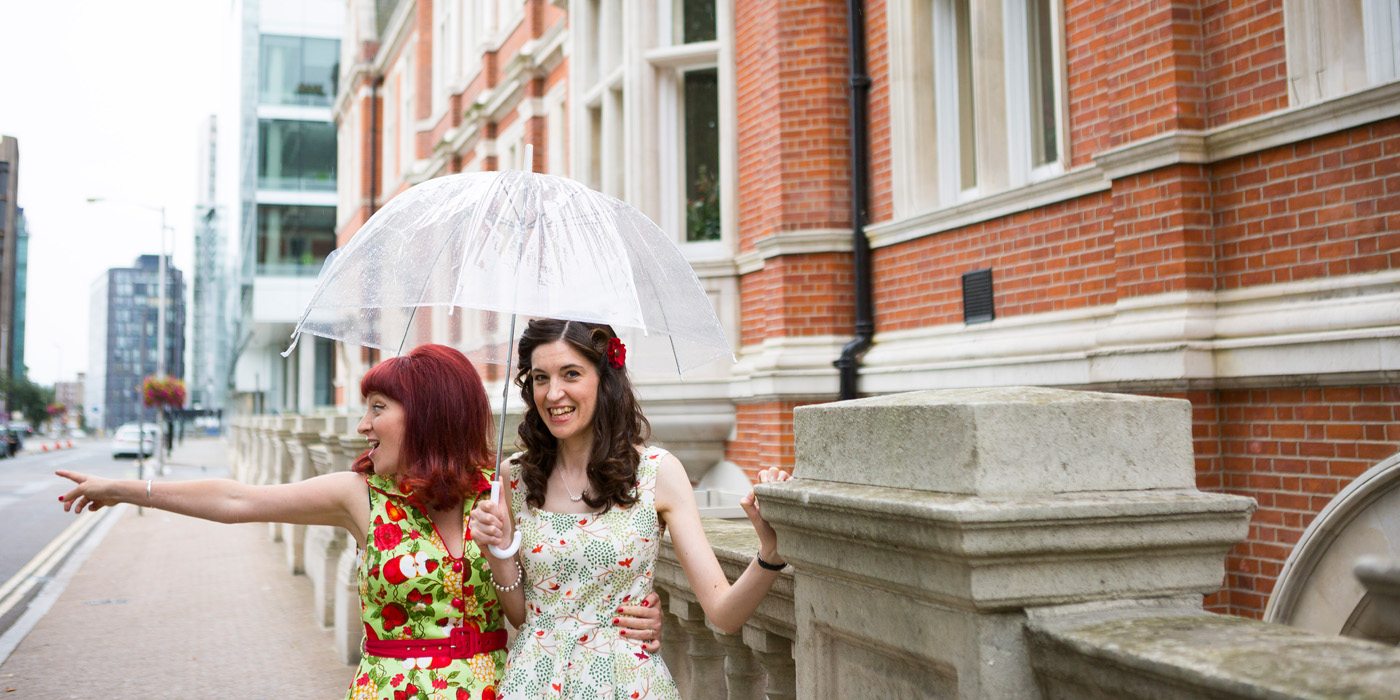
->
[[0, 439, 141, 639]]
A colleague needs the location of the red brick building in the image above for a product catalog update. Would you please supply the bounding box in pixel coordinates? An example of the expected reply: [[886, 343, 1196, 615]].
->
[[334, 0, 1400, 620]]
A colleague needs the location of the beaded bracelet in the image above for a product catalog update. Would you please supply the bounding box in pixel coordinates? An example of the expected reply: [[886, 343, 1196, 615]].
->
[[492, 562, 523, 592]]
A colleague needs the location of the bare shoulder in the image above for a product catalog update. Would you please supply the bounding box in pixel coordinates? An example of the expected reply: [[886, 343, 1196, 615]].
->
[[652, 449, 694, 515]]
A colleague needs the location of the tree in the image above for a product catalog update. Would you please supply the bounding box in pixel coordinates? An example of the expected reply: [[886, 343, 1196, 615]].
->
[[1, 373, 55, 430]]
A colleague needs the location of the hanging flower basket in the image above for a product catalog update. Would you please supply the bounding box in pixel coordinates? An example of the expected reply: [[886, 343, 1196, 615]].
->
[[46, 402, 66, 415], [142, 376, 186, 409]]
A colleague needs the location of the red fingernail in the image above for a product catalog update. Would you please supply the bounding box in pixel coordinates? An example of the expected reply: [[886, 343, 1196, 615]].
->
[[612, 617, 619, 625], [641, 600, 649, 607], [619, 629, 626, 636], [57, 496, 63, 501], [616, 607, 623, 613]]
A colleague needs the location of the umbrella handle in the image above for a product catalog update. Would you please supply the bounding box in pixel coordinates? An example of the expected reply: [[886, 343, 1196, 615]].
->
[[487, 478, 522, 559]]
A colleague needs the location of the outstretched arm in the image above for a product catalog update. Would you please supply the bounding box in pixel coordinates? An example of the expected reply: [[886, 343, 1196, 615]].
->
[[655, 454, 791, 634], [56, 470, 370, 547]]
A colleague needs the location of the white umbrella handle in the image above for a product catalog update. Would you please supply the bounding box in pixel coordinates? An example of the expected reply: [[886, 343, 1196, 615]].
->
[[487, 478, 522, 559]]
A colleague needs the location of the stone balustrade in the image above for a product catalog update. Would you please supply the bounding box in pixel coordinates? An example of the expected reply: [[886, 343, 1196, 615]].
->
[[229, 386, 1400, 697]]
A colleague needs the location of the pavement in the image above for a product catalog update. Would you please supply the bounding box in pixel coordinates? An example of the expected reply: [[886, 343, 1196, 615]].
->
[[0, 436, 356, 699]]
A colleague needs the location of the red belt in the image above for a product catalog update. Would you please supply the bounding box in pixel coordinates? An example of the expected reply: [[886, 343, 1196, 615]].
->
[[363, 628, 507, 659]]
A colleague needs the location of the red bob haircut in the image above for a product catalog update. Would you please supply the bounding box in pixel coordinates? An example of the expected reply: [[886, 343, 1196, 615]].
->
[[352, 343, 495, 509]]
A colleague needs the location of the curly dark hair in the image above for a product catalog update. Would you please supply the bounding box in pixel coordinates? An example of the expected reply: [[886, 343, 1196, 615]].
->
[[515, 319, 651, 512]]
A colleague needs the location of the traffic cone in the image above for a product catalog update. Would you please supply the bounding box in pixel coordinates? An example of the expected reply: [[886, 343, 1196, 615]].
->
[[66, 441, 73, 448], [41, 444, 48, 452]]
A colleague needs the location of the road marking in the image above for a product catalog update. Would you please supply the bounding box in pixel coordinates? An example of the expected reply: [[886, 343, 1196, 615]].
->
[[0, 504, 125, 665], [0, 510, 102, 616]]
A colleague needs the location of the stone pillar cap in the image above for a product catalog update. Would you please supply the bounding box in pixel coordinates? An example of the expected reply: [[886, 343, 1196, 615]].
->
[[794, 386, 1194, 496]]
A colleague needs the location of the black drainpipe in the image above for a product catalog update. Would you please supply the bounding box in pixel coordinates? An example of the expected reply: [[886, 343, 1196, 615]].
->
[[834, 0, 873, 401], [369, 75, 384, 215]]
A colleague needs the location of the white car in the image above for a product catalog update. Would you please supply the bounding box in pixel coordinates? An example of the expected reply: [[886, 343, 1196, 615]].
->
[[111, 424, 157, 458]]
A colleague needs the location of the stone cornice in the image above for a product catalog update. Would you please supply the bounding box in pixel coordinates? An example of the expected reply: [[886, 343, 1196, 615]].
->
[[864, 167, 1111, 250], [1094, 80, 1400, 181], [867, 80, 1400, 251], [758, 479, 1253, 611], [735, 228, 853, 274]]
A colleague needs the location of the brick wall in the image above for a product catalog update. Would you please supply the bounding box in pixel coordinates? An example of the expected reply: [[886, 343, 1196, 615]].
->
[[1197, 387, 1400, 617], [1112, 163, 1216, 296], [1214, 118, 1400, 288], [1203, 0, 1287, 126], [870, 192, 1117, 330], [727, 401, 806, 476]]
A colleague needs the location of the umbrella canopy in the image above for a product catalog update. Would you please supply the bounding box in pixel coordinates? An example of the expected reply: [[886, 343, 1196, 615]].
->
[[284, 169, 732, 375]]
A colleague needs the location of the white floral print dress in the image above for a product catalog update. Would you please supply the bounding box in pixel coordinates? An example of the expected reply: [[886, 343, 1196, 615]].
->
[[500, 447, 679, 700]]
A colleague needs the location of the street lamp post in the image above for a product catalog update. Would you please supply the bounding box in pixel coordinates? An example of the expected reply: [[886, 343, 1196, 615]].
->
[[86, 197, 170, 478]]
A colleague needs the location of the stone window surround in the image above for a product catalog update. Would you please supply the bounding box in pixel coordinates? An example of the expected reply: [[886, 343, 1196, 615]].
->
[[1284, 0, 1400, 106], [886, 0, 1071, 220], [569, 0, 739, 266]]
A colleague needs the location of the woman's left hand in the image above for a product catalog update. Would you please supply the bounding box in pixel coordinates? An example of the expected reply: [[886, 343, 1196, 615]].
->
[[613, 591, 664, 652], [739, 467, 791, 561]]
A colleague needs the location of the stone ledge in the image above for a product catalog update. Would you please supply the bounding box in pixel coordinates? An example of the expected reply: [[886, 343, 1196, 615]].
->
[[758, 480, 1253, 611], [1027, 611, 1400, 700]]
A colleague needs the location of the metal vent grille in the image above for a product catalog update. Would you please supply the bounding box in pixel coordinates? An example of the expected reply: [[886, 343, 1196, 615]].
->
[[961, 268, 995, 324]]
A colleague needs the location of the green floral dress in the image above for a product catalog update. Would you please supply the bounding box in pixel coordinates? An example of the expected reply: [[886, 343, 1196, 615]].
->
[[349, 474, 507, 700], [500, 447, 679, 700]]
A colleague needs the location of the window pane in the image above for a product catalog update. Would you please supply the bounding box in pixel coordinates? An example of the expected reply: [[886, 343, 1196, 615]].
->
[[260, 36, 340, 107], [683, 69, 721, 242], [1028, 0, 1058, 166], [676, 0, 717, 44], [255, 204, 337, 275], [258, 120, 338, 191], [955, 0, 977, 189]]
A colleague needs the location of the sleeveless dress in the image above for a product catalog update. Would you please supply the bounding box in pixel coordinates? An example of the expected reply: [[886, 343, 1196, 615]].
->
[[499, 447, 680, 700], [348, 474, 507, 700]]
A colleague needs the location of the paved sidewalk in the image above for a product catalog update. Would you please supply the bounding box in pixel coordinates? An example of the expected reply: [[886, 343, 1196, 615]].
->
[[0, 436, 355, 699]]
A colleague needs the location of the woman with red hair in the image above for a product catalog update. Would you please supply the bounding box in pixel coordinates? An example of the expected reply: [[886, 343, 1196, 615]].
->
[[56, 343, 661, 700]]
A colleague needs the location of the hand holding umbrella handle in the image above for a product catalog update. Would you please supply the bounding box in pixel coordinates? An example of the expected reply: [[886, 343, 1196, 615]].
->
[[487, 478, 522, 559]]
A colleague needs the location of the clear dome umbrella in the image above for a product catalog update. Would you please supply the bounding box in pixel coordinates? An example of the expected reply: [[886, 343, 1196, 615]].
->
[[283, 152, 732, 556]]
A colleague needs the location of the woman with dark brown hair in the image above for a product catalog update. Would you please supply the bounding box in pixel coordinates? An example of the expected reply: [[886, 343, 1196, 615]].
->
[[470, 320, 791, 699], [56, 343, 661, 700]]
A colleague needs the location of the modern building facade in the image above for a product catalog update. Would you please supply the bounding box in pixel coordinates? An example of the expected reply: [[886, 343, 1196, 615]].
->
[[86, 255, 186, 432], [221, 0, 343, 419], [0, 136, 20, 382], [191, 115, 229, 414], [332, 0, 1400, 620], [12, 206, 26, 380]]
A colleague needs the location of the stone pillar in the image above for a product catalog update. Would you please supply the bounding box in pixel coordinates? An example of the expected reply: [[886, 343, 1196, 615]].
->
[[305, 427, 355, 628], [672, 598, 728, 700], [333, 545, 363, 665], [282, 415, 327, 575], [756, 387, 1255, 700], [715, 630, 765, 700], [266, 418, 294, 542], [745, 628, 794, 700], [656, 590, 694, 693]]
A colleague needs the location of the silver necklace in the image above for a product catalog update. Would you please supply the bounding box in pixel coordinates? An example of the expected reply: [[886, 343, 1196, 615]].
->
[[558, 466, 586, 502]]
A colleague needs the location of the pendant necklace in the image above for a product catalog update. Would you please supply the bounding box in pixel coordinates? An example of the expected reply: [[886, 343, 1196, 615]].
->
[[559, 466, 586, 502]]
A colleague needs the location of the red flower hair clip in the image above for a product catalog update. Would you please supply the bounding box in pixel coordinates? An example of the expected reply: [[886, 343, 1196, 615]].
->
[[606, 337, 627, 369]]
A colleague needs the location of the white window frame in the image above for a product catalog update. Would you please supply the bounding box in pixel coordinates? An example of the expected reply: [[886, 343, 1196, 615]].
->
[[645, 0, 735, 260], [1286, 0, 1400, 106], [890, 0, 1069, 218]]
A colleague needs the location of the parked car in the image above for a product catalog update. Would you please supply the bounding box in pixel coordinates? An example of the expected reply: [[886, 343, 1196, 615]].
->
[[111, 424, 157, 458]]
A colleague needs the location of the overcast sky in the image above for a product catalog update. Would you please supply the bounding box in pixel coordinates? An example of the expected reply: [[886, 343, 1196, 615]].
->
[[1, 0, 230, 387]]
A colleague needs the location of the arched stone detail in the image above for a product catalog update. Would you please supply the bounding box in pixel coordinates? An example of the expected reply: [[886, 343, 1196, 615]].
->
[[1264, 449, 1400, 639]]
